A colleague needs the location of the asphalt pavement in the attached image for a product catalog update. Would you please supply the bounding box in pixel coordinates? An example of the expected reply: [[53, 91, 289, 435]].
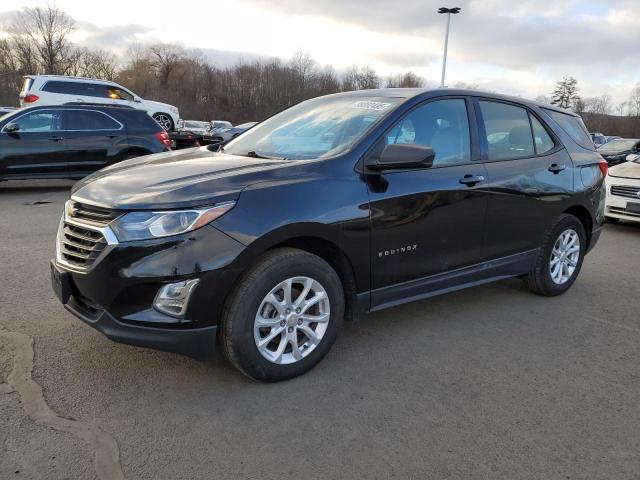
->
[[1, 180, 639, 479]]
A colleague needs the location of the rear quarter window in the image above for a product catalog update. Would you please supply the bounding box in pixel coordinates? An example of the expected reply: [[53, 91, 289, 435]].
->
[[543, 108, 593, 150]]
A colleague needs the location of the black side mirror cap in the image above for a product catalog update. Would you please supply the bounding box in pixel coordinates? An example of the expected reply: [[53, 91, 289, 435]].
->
[[4, 122, 20, 133], [369, 144, 435, 171]]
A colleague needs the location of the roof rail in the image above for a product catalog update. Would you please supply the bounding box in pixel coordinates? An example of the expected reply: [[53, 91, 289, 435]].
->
[[63, 102, 135, 109]]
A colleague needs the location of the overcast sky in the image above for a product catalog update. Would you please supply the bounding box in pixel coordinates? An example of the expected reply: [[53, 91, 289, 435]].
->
[[1, 0, 639, 103]]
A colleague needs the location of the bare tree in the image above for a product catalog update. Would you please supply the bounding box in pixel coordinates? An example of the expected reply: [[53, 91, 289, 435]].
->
[[628, 84, 640, 117], [9, 5, 75, 75], [386, 72, 424, 88], [342, 65, 380, 91]]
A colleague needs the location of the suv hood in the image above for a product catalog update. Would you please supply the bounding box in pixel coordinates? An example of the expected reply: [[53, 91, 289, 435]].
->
[[608, 161, 640, 180], [71, 148, 295, 210], [142, 99, 178, 114]]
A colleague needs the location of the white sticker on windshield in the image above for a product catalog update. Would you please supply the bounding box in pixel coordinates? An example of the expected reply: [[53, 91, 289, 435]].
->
[[351, 101, 391, 111]]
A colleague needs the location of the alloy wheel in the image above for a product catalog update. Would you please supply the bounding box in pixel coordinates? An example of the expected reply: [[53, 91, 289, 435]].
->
[[549, 228, 581, 285], [153, 114, 172, 131], [254, 276, 330, 365]]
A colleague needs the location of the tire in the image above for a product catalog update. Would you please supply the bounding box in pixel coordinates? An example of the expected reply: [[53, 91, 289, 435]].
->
[[525, 214, 586, 296], [152, 112, 174, 132], [221, 248, 345, 382], [605, 216, 620, 224]]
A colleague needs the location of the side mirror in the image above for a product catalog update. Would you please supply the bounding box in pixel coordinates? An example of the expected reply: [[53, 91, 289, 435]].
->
[[369, 144, 435, 171], [134, 97, 142, 103], [4, 122, 20, 133]]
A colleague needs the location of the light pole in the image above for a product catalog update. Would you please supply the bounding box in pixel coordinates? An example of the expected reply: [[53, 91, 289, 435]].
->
[[438, 7, 461, 87]]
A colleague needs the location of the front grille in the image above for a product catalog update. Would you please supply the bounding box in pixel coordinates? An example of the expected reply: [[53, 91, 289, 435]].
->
[[58, 222, 107, 269], [67, 201, 120, 226], [609, 206, 640, 218], [611, 185, 640, 200]]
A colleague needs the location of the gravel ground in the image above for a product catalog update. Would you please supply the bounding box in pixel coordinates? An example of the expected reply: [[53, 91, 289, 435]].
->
[[1, 180, 639, 479]]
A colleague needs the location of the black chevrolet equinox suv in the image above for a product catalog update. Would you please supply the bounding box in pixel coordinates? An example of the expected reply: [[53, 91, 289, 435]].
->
[[51, 89, 606, 381]]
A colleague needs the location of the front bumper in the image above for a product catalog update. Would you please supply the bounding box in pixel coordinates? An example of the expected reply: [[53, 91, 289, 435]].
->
[[605, 180, 640, 223], [53, 216, 247, 358], [65, 295, 217, 359]]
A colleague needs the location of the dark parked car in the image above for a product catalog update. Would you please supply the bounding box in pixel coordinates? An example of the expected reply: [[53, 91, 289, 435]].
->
[[597, 138, 640, 166], [0, 106, 17, 116], [51, 89, 606, 381], [0, 104, 170, 181]]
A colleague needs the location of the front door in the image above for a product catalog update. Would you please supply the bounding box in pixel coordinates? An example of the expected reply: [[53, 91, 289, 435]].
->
[[365, 97, 489, 309], [0, 109, 67, 178]]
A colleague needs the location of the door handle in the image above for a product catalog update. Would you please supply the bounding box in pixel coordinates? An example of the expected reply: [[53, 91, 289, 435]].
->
[[106, 134, 117, 138], [459, 174, 485, 186], [50, 136, 64, 142], [548, 163, 566, 174]]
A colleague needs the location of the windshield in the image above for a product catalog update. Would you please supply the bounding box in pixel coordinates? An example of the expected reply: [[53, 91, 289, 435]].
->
[[223, 95, 402, 160], [598, 139, 638, 153]]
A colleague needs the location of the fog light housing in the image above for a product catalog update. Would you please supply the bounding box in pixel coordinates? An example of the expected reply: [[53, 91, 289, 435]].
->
[[153, 279, 200, 318]]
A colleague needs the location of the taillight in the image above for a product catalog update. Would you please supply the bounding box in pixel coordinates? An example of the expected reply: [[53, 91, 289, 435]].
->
[[155, 131, 171, 150], [598, 158, 608, 177], [22, 93, 39, 103]]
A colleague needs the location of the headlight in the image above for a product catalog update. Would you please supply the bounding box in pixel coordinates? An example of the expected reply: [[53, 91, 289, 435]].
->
[[111, 202, 235, 242], [170, 106, 179, 114]]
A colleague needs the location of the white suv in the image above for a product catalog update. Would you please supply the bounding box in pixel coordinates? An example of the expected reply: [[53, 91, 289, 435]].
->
[[19, 75, 180, 131]]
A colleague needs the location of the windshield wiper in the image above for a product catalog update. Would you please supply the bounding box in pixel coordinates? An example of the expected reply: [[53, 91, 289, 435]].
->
[[233, 151, 286, 160]]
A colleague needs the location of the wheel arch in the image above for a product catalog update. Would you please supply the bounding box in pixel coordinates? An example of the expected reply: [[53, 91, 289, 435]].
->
[[563, 204, 593, 248], [229, 222, 364, 322]]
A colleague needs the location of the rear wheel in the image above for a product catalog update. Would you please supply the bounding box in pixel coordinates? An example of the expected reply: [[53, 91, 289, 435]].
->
[[221, 248, 344, 382], [152, 112, 174, 132], [525, 214, 586, 296]]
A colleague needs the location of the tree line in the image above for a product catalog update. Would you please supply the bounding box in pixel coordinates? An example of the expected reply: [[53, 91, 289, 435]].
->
[[0, 5, 425, 123], [544, 77, 640, 136], [1, 5, 639, 136]]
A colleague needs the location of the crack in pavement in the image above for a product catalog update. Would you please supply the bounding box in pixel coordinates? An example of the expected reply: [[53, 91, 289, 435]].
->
[[0, 327, 125, 480]]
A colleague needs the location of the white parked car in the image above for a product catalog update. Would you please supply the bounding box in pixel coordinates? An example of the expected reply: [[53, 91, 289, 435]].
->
[[605, 155, 640, 223], [19, 75, 180, 131], [177, 120, 210, 135]]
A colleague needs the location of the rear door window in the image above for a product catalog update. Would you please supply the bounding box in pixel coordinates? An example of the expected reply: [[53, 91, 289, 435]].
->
[[64, 110, 121, 131], [479, 101, 534, 161], [43, 81, 110, 98], [543, 108, 593, 150], [530, 115, 554, 154]]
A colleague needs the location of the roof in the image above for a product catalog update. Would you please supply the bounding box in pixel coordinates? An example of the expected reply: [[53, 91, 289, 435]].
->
[[325, 87, 576, 115], [24, 74, 115, 85]]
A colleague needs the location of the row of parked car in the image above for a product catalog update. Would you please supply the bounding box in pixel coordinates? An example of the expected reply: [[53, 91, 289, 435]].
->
[[0, 74, 260, 180]]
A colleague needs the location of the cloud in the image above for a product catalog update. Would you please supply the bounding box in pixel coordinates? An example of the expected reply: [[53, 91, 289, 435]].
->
[[242, 0, 640, 77], [74, 21, 152, 51]]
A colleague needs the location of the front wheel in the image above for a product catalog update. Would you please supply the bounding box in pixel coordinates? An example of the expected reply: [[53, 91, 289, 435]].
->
[[152, 112, 174, 132], [221, 248, 344, 382], [525, 214, 586, 296]]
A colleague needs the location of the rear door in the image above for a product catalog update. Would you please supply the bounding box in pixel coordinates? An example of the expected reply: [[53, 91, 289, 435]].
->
[[365, 97, 489, 307], [62, 109, 123, 175], [0, 109, 67, 177], [474, 98, 574, 259]]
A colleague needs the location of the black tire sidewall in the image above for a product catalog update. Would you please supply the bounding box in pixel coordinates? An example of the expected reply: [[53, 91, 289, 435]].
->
[[539, 216, 586, 295], [223, 250, 344, 382]]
